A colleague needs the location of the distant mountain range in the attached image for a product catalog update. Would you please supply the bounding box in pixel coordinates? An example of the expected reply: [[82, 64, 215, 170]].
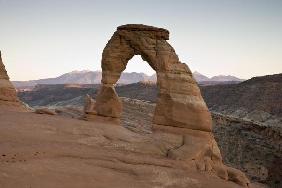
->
[[12, 70, 244, 89], [193, 71, 244, 82], [12, 70, 156, 89]]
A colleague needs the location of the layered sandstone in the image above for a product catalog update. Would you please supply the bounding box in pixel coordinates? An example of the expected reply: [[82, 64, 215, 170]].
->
[[0, 51, 20, 105], [94, 24, 212, 132]]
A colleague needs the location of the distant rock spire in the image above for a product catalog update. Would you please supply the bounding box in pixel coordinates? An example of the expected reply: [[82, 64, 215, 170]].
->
[[0, 50, 10, 80]]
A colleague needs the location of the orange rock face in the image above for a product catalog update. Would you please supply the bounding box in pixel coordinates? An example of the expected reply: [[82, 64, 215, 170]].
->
[[0, 51, 19, 103], [95, 24, 212, 132]]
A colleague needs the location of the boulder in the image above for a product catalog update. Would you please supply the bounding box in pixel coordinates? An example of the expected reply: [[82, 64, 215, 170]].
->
[[35, 108, 57, 115]]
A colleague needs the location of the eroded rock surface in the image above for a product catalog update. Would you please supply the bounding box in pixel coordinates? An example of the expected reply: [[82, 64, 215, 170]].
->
[[94, 24, 212, 132], [0, 51, 19, 104]]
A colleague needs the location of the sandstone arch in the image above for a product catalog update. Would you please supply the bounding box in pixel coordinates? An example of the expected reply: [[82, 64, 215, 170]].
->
[[95, 24, 212, 132]]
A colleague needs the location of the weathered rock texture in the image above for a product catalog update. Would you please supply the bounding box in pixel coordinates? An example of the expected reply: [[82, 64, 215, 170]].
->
[[95, 24, 212, 132], [89, 24, 250, 187], [0, 51, 20, 104]]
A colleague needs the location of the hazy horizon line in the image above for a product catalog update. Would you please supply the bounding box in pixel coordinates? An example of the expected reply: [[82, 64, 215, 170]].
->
[[10, 68, 281, 82]]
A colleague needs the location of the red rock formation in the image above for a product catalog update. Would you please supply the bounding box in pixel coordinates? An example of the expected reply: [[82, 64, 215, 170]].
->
[[0, 51, 20, 104], [95, 24, 212, 132]]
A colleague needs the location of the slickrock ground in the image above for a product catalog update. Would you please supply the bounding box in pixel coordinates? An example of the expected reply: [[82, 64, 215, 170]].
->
[[0, 105, 252, 188]]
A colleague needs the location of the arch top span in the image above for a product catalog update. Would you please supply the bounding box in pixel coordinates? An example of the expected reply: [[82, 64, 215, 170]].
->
[[117, 24, 169, 40], [95, 24, 212, 132]]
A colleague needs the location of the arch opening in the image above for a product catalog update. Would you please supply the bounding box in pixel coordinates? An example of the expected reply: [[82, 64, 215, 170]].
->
[[116, 55, 158, 133], [123, 55, 155, 77]]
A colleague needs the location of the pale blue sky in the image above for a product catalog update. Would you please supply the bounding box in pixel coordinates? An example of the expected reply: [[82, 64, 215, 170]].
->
[[0, 0, 281, 80]]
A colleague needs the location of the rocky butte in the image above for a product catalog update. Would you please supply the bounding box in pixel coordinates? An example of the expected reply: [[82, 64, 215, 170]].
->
[[0, 25, 258, 188]]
